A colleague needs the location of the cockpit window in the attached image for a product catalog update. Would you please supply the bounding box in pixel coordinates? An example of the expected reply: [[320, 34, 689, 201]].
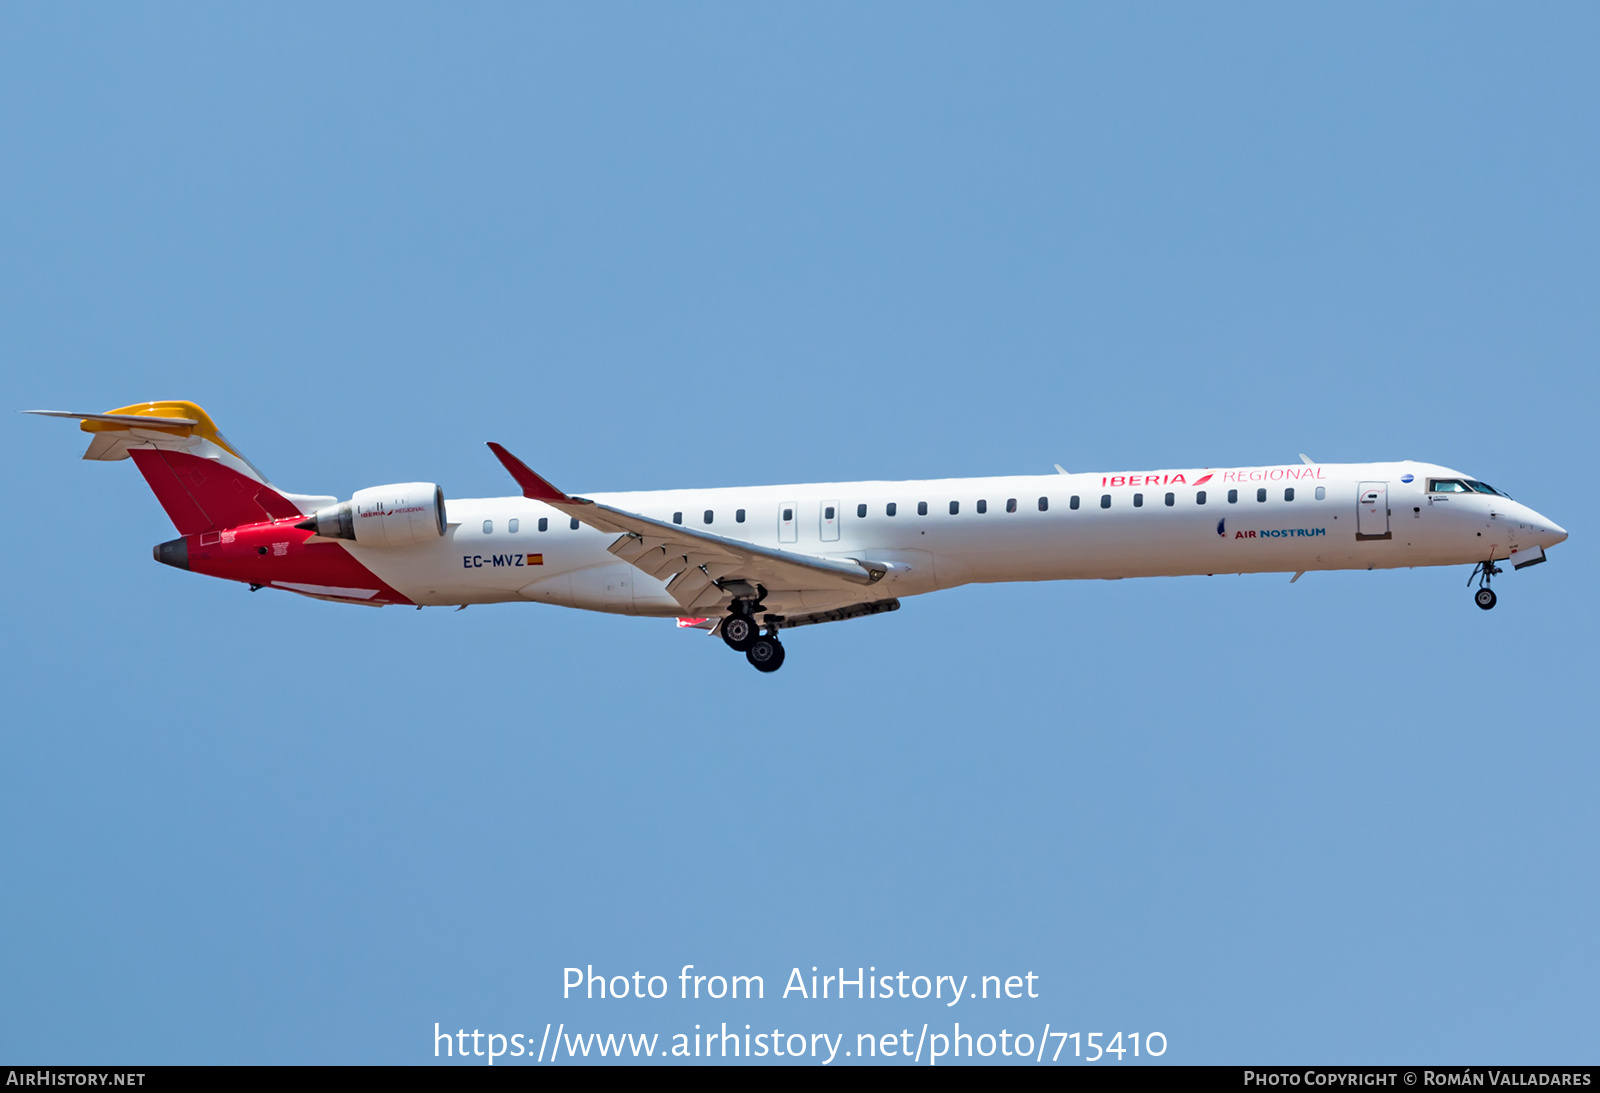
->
[[1428, 479, 1471, 493], [1464, 479, 1504, 496]]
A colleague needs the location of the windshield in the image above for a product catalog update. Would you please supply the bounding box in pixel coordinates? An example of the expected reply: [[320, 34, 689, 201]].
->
[[1430, 477, 1512, 499]]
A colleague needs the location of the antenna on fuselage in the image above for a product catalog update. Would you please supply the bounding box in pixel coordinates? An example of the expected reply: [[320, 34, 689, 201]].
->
[[1299, 454, 1315, 465], [1054, 464, 1069, 475]]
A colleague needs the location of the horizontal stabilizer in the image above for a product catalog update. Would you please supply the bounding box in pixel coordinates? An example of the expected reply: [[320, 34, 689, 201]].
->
[[25, 410, 201, 427]]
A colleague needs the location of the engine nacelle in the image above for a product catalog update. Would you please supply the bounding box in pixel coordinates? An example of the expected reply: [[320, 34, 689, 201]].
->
[[297, 483, 446, 547]]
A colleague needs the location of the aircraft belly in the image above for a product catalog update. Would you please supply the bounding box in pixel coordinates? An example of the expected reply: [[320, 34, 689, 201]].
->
[[520, 563, 681, 616], [345, 523, 625, 607]]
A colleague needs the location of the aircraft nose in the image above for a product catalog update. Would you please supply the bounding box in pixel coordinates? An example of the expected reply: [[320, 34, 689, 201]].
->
[[1528, 509, 1568, 548]]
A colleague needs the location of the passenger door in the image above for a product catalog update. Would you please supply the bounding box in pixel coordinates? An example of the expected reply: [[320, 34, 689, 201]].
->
[[1357, 482, 1391, 541], [820, 500, 840, 542], [778, 502, 797, 544]]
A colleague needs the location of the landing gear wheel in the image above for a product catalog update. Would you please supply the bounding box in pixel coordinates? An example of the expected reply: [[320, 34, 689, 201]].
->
[[1468, 559, 1502, 610], [721, 613, 757, 652], [746, 636, 786, 673]]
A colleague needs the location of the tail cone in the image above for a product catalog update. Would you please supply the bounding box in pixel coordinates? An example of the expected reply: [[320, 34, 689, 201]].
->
[[153, 537, 189, 570]]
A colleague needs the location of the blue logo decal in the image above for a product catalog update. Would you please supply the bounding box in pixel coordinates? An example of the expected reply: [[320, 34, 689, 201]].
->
[[1401, 473, 1414, 483], [1216, 518, 1226, 537]]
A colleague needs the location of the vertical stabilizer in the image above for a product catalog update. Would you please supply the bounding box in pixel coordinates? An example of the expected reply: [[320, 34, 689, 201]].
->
[[26, 401, 335, 533]]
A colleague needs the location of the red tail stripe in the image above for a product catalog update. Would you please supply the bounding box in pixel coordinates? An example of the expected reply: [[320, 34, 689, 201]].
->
[[130, 450, 301, 533]]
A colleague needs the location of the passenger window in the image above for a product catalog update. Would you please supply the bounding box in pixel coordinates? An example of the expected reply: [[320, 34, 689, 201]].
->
[[1069, 495, 1080, 510], [918, 501, 928, 516], [508, 518, 519, 533], [1228, 489, 1238, 503], [1006, 498, 1017, 513], [1133, 493, 1144, 508], [570, 517, 580, 530], [976, 499, 987, 514], [538, 517, 548, 532], [673, 512, 683, 525], [1100, 494, 1111, 509], [1197, 491, 1207, 505], [825, 506, 835, 520], [483, 519, 493, 534], [1038, 496, 1049, 511], [1284, 488, 1294, 502], [857, 504, 867, 518], [1257, 488, 1267, 502], [736, 509, 746, 523], [1164, 492, 1174, 507], [1314, 487, 1325, 500], [704, 509, 714, 524], [886, 502, 897, 517], [948, 501, 959, 515]]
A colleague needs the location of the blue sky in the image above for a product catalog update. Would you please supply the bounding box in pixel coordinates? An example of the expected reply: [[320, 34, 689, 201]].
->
[[2, 3, 1596, 1064]]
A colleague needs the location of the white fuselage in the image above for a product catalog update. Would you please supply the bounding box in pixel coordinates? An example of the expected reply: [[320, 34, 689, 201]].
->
[[339, 460, 1568, 617]]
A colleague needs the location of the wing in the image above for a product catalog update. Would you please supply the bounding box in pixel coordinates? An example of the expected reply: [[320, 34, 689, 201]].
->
[[486, 443, 893, 612]]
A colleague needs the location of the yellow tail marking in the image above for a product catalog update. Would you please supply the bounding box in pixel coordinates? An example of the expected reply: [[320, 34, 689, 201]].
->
[[84, 401, 246, 461]]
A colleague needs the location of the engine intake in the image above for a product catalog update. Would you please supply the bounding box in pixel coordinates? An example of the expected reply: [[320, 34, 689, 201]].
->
[[297, 483, 446, 547]]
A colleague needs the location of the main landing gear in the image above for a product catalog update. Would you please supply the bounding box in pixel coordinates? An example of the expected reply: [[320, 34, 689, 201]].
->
[[720, 612, 758, 652], [721, 602, 785, 672], [1469, 558, 1502, 610], [745, 633, 785, 673]]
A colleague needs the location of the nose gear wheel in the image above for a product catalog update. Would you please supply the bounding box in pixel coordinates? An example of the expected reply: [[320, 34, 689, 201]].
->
[[1468, 558, 1503, 610]]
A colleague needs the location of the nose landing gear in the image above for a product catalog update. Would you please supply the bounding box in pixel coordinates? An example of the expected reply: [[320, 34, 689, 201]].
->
[[1469, 558, 1503, 610]]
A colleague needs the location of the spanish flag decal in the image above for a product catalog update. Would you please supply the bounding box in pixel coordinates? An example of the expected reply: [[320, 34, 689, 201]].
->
[[527, 554, 544, 566]]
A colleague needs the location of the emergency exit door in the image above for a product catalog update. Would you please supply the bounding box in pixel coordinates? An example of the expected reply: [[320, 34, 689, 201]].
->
[[1357, 482, 1391, 541], [820, 500, 840, 542], [779, 502, 797, 543]]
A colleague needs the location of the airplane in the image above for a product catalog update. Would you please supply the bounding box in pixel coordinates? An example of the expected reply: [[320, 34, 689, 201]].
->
[[28, 400, 1569, 673]]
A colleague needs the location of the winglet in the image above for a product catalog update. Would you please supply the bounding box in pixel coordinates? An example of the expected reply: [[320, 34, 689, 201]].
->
[[486, 442, 573, 504]]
